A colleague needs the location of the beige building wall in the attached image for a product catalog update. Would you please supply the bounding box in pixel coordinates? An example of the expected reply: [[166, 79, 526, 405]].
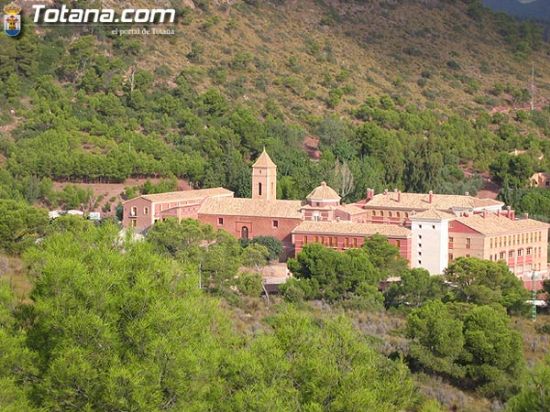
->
[[448, 232, 485, 262]]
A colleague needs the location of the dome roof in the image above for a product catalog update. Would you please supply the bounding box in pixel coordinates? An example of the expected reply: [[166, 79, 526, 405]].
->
[[306, 181, 341, 201], [252, 149, 277, 168]]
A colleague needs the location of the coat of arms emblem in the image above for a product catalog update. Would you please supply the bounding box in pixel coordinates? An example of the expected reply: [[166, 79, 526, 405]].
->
[[3, 2, 22, 37]]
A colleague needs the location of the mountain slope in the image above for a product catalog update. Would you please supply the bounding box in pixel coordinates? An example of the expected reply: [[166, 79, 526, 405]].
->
[[483, 0, 550, 23], [122, 0, 550, 119]]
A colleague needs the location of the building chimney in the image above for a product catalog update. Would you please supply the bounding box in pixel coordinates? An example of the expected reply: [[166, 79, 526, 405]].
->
[[465, 191, 470, 196], [524, 212, 529, 219], [428, 190, 433, 204], [397, 190, 401, 202], [384, 189, 388, 196], [366, 188, 374, 201]]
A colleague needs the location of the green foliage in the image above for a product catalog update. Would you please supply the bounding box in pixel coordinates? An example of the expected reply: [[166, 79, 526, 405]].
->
[[385, 268, 445, 308], [462, 306, 524, 398], [407, 300, 466, 378], [287, 243, 384, 307], [0, 282, 38, 411], [236, 272, 263, 297], [490, 153, 534, 188], [246, 236, 283, 261], [407, 301, 524, 400], [445, 257, 529, 314], [241, 243, 270, 269], [0, 200, 48, 254], [506, 356, 550, 412], [0, 223, 421, 411], [362, 234, 409, 279]]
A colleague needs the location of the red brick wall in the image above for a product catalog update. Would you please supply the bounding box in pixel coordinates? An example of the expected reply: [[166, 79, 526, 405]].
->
[[198, 213, 302, 246], [122, 197, 153, 230], [292, 232, 411, 264]]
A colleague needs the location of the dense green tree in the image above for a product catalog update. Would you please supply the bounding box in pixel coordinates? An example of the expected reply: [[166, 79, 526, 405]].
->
[[363, 234, 409, 279], [0, 200, 48, 254], [246, 236, 284, 261], [0, 223, 424, 410], [288, 243, 384, 306], [462, 305, 524, 398], [407, 300, 466, 378], [0, 283, 37, 411], [506, 356, 550, 412], [385, 268, 445, 308], [445, 257, 529, 313], [241, 243, 270, 269]]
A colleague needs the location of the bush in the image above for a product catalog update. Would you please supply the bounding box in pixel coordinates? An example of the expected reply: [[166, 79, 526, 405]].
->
[[237, 272, 263, 297], [281, 279, 306, 303], [248, 236, 283, 261]]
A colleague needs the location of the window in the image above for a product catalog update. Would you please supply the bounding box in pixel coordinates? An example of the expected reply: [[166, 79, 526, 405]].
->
[[130, 220, 137, 228], [527, 247, 532, 256], [144, 207, 149, 215], [389, 211, 392, 217], [449, 237, 454, 243], [258, 182, 262, 196], [418, 260, 422, 265], [500, 252, 505, 260], [241, 226, 249, 240], [419, 235, 422, 240], [345, 237, 350, 247], [449, 253, 454, 261], [466, 238, 471, 249], [418, 243, 422, 248], [518, 249, 523, 257], [432, 225, 436, 229], [508, 250, 514, 258], [130, 206, 137, 216], [218, 217, 224, 225], [418, 251, 422, 256], [353, 238, 358, 247], [272, 220, 279, 228], [419, 224, 422, 229]]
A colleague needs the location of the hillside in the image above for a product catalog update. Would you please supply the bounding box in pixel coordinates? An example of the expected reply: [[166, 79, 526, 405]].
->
[[1, 0, 550, 213], [483, 0, 550, 23], [123, 0, 550, 118]]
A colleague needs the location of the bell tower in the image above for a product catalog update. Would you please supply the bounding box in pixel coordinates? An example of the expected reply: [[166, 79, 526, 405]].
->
[[252, 149, 277, 200]]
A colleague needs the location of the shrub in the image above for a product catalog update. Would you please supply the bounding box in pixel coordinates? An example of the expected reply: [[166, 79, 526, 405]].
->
[[237, 272, 263, 297]]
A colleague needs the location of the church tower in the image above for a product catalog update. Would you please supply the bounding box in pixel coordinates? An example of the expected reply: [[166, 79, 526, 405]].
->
[[252, 149, 277, 200]]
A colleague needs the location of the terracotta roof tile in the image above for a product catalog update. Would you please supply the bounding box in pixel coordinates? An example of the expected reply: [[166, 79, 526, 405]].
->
[[365, 192, 503, 211], [199, 197, 303, 219], [292, 220, 411, 237], [126, 187, 233, 204], [306, 182, 341, 201], [411, 209, 456, 220], [454, 214, 549, 236], [252, 149, 277, 168]]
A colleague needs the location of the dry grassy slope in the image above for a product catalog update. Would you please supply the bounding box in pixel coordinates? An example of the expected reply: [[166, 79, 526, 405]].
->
[[111, 0, 550, 121]]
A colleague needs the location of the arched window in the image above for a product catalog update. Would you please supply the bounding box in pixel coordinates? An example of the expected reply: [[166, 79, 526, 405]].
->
[[241, 226, 249, 240]]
